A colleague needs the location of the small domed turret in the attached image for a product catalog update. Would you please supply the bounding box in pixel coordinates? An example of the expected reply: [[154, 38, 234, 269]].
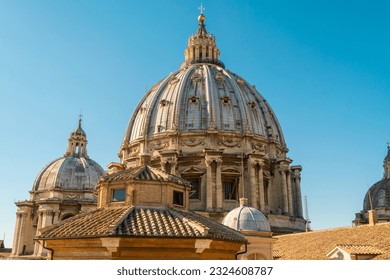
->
[[33, 118, 105, 191], [355, 145, 390, 225], [222, 198, 271, 232]]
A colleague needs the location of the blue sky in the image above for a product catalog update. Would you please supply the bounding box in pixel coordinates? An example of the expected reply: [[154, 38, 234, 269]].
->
[[1, 1, 389, 247]]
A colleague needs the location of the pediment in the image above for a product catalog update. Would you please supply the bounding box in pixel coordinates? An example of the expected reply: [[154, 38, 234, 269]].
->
[[182, 166, 204, 174]]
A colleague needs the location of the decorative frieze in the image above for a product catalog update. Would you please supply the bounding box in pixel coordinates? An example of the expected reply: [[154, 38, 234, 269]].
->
[[218, 138, 241, 147], [151, 141, 168, 150], [181, 137, 205, 147]]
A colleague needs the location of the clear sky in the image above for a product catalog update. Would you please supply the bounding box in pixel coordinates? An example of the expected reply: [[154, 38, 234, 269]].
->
[[1, 1, 389, 248]]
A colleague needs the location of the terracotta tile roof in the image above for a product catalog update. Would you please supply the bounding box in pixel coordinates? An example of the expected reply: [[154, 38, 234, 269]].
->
[[38, 206, 246, 243], [272, 250, 284, 259], [335, 244, 383, 255], [39, 207, 130, 238], [101, 165, 191, 187], [274, 222, 390, 260]]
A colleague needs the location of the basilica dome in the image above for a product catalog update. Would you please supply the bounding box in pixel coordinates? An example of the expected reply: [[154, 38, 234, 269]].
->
[[117, 12, 306, 234], [33, 119, 105, 191], [122, 18, 285, 148]]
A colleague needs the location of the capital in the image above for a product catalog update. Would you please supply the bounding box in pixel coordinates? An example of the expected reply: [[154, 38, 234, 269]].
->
[[251, 159, 264, 168]]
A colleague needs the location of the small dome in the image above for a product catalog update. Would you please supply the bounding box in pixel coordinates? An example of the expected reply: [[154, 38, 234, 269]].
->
[[222, 198, 271, 232], [33, 119, 105, 191], [363, 146, 390, 210], [363, 179, 390, 210], [33, 155, 105, 191]]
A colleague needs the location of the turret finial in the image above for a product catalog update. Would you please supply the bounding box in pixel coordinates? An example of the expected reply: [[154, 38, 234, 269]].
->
[[78, 112, 83, 128]]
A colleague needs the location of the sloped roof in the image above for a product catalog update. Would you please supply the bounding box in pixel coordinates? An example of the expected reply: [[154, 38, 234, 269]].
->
[[101, 165, 191, 187], [37, 206, 246, 243], [335, 244, 383, 255], [274, 222, 390, 260]]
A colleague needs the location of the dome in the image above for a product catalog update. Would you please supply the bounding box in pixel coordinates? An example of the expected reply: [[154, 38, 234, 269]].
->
[[122, 64, 285, 146], [222, 198, 271, 232], [363, 179, 390, 210], [363, 146, 390, 210], [33, 155, 104, 191], [33, 118, 105, 191], [116, 11, 306, 234], [122, 11, 285, 148]]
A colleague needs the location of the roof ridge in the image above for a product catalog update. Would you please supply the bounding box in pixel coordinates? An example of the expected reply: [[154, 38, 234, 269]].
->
[[277, 222, 390, 238], [106, 206, 134, 234], [170, 208, 209, 235]]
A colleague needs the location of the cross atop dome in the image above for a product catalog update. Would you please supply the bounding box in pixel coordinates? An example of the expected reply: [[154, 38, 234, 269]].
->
[[198, 3, 205, 15], [181, 4, 223, 68]]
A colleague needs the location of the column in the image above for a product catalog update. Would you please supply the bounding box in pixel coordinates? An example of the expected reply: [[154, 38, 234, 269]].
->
[[249, 160, 258, 209], [293, 167, 303, 217], [280, 164, 289, 214], [206, 159, 213, 210], [35, 207, 54, 256], [287, 170, 293, 215], [11, 212, 26, 256], [258, 161, 265, 211], [216, 158, 223, 211]]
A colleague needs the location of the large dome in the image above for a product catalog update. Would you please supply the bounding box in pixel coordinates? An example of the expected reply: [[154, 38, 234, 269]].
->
[[122, 64, 285, 146], [33, 119, 105, 191], [122, 14, 285, 149], [116, 12, 305, 234]]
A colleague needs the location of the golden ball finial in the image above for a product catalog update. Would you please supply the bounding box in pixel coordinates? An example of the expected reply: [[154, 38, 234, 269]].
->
[[198, 14, 205, 23]]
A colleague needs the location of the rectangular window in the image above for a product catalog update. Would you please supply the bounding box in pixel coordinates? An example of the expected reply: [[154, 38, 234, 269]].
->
[[189, 178, 200, 200], [112, 189, 125, 202], [173, 190, 184, 206], [223, 179, 238, 200]]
